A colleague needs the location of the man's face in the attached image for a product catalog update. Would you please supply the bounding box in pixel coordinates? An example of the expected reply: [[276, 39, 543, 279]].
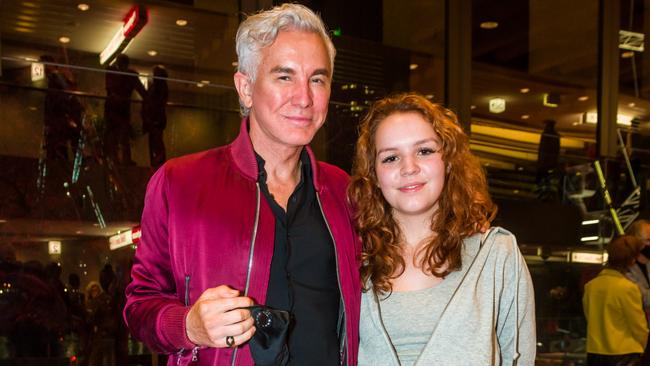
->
[[235, 30, 331, 151], [641, 223, 650, 247]]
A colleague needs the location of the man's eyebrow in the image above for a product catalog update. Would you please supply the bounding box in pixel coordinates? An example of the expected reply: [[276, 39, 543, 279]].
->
[[312, 68, 330, 77], [270, 66, 295, 74]]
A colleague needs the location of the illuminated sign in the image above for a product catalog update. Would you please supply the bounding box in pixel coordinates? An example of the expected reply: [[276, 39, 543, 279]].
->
[[109, 225, 141, 250], [48, 241, 62, 255], [31, 62, 44, 81], [489, 98, 505, 113], [99, 5, 148, 65], [571, 251, 608, 264]]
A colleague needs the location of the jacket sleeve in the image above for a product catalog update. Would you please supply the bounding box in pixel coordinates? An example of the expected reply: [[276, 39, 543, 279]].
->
[[123, 166, 195, 353], [620, 283, 650, 349], [496, 233, 537, 366]]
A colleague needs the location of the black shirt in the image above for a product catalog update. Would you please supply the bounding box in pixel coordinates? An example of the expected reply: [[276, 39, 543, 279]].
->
[[256, 150, 341, 365]]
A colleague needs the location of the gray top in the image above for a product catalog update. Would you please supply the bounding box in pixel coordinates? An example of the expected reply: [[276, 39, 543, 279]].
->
[[358, 227, 537, 366], [379, 274, 459, 365]]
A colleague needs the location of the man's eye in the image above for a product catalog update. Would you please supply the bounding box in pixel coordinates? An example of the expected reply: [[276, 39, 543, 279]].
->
[[278, 76, 291, 81], [311, 77, 325, 84]]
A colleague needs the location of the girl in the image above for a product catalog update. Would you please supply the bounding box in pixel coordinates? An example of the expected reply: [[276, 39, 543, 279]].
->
[[349, 93, 536, 365]]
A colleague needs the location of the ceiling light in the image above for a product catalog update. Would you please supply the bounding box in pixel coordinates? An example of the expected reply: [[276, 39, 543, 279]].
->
[[0, 219, 7, 223], [176, 19, 188, 26], [77, 3, 89, 11], [628, 102, 636, 107], [480, 21, 499, 29], [519, 88, 530, 94], [470, 105, 476, 110], [409, 63, 418, 70], [200, 80, 210, 84], [521, 115, 530, 120], [196, 83, 205, 88], [147, 50, 157, 56], [231, 61, 238, 67], [572, 122, 580, 126], [621, 51, 634, 58], [59, 36, 70, 44], [14, 27, 34, 33], [425, 94, 434, 99], [578, 95, 589, 101]]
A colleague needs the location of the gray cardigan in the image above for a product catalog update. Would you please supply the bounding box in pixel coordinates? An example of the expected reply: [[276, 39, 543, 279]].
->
[[358, 227, 536, 366]]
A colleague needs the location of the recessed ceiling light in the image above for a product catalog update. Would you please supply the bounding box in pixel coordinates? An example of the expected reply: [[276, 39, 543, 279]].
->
[[77, 3, 89, 11], [521, 115, 530, 120], [480, 21, 499, 29], [196, 83, 205, 88], [519, 88, 530, 94], [176, 19, 188, 26], [628, 102, 636, 107], [200, 80, 210, 84], [14, 27, 33, 33], [59, 36, 70, 44], [147, 50, 158, 56], [621, 51, 634, 58], [231, 61, 238, 67], [425, 94, 434, 99], [572, 122, 580, 126], [409, 63, 418, 70], [0, 219, 7, 223], [470, 105, 476, 110], [578, 95, 589, 101], [75, 230, 83, 234]]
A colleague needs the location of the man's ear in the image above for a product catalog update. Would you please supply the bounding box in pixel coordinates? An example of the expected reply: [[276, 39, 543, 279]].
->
[[234, 71, 253, 110]]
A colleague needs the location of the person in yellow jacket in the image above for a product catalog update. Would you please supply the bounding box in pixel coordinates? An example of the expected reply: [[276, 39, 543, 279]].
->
[[583, 235, 649, 366]]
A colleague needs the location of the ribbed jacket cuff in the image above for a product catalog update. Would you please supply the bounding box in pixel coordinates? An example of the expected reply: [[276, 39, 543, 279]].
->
[[159, 304, 195, 350]]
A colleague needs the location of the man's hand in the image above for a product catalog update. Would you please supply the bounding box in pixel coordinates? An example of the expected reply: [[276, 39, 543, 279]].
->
[[185, 285, 256, 348]]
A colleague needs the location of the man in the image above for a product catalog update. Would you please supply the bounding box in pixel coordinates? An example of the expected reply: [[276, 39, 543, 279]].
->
[[583, 235, 649, 366], [123, 4, 361, 366], [104, 54, 146, 165], [626, 219, 650, 363]]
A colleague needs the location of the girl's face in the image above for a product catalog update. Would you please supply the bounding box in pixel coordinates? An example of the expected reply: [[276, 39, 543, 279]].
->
[[374, 112, 446, 224]]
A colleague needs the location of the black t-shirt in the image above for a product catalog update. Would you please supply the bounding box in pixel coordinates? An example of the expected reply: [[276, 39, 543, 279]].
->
[[256, 150, 341, 365]]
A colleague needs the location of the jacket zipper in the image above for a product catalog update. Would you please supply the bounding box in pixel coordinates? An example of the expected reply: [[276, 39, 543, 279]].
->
[[231, 183, 261, 366], [176, 275, 194, 364], [316, 192, 347, 365]]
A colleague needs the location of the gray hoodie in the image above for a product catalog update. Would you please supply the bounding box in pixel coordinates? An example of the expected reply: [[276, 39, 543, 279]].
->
[[358, 227, 536, 365]]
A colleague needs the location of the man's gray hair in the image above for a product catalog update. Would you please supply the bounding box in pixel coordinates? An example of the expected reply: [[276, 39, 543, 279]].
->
[[235, 3, 336, 116]]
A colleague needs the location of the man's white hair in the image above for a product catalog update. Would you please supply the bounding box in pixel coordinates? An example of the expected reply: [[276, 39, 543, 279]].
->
[[235, 3, 336, 116]]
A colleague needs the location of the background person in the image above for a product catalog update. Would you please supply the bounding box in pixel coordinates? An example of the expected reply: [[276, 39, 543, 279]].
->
[[583, 235, 649, 366], [104, 54, 146, 165], [124, 4, 360, 365], [625, 219, 650, 364], [348, 93, 536, 365]]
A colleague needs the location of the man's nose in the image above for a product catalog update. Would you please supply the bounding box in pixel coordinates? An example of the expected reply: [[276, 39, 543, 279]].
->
[[292, 80, 313, 108]]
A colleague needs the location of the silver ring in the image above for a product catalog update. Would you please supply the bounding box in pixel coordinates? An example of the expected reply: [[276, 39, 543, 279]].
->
[[226, 335, 235, 348]]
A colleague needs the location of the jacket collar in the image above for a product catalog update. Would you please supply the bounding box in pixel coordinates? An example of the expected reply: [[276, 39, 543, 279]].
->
[[230, 118, 323, 191]]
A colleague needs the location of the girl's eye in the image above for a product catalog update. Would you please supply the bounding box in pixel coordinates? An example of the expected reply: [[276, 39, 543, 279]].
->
[[380, 155, 398, 164], [418, 148, 438, 156]]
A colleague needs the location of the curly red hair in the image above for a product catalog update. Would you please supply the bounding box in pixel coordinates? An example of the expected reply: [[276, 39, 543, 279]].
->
[[348, 93, 497, 294]]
